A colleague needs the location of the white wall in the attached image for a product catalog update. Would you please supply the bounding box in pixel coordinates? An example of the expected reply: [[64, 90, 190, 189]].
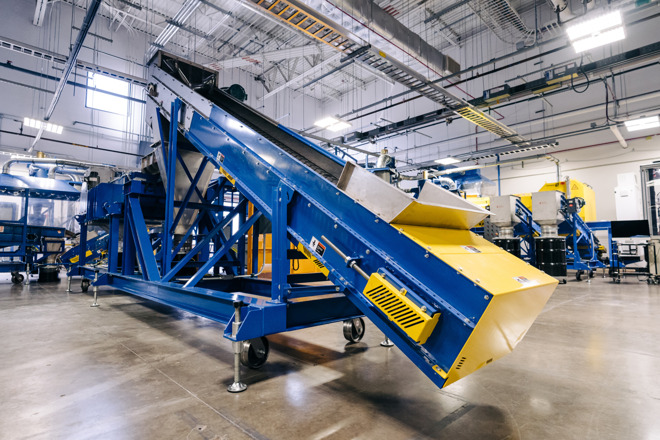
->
[[0, 1, 150, 168]]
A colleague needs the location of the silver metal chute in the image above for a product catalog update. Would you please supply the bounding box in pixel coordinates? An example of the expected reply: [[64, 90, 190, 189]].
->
[[155, 145, 215, 237], [337, 162, 489, 229]]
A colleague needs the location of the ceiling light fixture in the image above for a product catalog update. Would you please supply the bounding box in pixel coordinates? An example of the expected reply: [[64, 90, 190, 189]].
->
[[624, 115, 660, 132], [23, 117, 63, 135], [314, 116, 352, 132], [327, 121, 352, 132], [314, 116, 339, 129], [566, 10, 625, 53], [434, 157, 461, 165]]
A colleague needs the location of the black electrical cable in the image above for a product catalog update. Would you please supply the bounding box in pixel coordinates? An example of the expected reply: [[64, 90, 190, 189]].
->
[[571, 55, 593, 94], [604, 77, 627, 124]]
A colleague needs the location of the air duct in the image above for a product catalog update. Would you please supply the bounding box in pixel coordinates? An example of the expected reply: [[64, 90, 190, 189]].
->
[[2, 158, 117, 174], [328, 0, 460, 76]]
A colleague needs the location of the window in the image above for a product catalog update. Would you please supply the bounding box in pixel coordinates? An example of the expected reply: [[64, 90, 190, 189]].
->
[[86, 72, 129, 115]]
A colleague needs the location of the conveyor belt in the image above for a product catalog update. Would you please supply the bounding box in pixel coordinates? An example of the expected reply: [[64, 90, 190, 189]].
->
[[201, 87, 344, 184]]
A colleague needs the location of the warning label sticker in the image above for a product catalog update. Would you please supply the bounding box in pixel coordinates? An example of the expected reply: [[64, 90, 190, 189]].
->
[[461, 245, 481, 253], [309, 237, 326, 257], [514, 276, 535, 286]]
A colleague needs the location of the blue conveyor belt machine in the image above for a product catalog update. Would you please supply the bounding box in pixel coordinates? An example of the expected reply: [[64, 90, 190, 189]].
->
[[79, 51, 557, 389]]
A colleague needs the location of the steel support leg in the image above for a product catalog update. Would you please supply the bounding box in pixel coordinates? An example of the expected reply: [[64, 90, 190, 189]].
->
[[227, 302, 247, 393], [90, 271, 99, 307], [24, 264, 30, 285], [66, 276, 72, 292]]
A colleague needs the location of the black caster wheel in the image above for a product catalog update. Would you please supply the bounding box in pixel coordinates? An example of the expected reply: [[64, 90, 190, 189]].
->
[[615, 278, 621, 284], [576, 270, 584, 281], [561, 279, 567, 284], [343, 317, 365, 343], [588, 270, 595, 278], [81, 278, 91, 292], [10, 272, 24, 285], [239, 337, 269, 369]]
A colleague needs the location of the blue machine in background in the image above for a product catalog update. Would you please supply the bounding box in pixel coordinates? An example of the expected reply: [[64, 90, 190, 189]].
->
[[558, 196, 608, 280], [0, 173, 79, 284], [66, 51, 557, 393], [488, 193, 607, 282]]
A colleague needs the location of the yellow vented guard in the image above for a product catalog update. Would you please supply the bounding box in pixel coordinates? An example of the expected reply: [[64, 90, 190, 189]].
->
[[296, 243, 329, 276], [364, 273, 440, 345]]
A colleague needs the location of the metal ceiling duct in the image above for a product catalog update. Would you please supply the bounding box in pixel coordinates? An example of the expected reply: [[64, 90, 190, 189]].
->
[[2, 158, 117, 174], [327, 0, 460, 76]]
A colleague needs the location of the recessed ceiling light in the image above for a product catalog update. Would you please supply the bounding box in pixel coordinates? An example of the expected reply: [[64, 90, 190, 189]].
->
[[314, 116, 339, 128], [435, 157, 461, 165]]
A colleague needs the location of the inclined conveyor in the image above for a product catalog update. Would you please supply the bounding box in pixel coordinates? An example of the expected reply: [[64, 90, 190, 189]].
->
[[70, 51, 557, 392]]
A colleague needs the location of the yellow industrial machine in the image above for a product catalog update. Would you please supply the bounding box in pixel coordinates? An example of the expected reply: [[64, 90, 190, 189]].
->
[[538, 179, 596, 221]]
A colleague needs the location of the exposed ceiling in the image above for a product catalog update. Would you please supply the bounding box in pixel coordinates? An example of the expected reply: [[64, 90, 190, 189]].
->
[[61, 0, 553, 103], [20, 0, 660, 169]]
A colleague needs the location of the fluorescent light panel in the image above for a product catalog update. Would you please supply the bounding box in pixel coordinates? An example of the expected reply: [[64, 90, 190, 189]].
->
[[327, 121, 352, 132], [572, 27, 625, 53], [567, 10, 625, 53], [23, 117, 63, 134], [624, 116, 660, 132], [314, 116, 339, 128], [435, 157, 461, 165], [314, 116, 352, 132]]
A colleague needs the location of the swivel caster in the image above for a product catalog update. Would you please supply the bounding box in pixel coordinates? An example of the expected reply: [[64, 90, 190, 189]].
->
[[239, 337, 269, 369], [576, 270, 584, 281], [343, 317, 365, 343], [11, 273, 24, 285], [588, 270, 595, 279], [81, 278, 91, 292]]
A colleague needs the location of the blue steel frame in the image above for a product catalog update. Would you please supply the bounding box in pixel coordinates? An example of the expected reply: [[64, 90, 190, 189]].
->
[[558, 197, 607, 273], [72, 64, 513, 390], [513, 198, 541, 264]]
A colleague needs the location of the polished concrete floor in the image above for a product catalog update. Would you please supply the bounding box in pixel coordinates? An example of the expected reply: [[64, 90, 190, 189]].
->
[[1, 272, 659, 440]]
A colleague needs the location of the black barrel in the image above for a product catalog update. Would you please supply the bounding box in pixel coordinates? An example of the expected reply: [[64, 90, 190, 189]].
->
[[494, 238, 521, 258], [535, 237, 567, 277]]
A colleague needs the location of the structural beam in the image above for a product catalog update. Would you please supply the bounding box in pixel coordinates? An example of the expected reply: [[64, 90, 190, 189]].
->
[[206, 44, 331, 70], [0, 35, 147, 86], [261, 54, 340, 100]]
